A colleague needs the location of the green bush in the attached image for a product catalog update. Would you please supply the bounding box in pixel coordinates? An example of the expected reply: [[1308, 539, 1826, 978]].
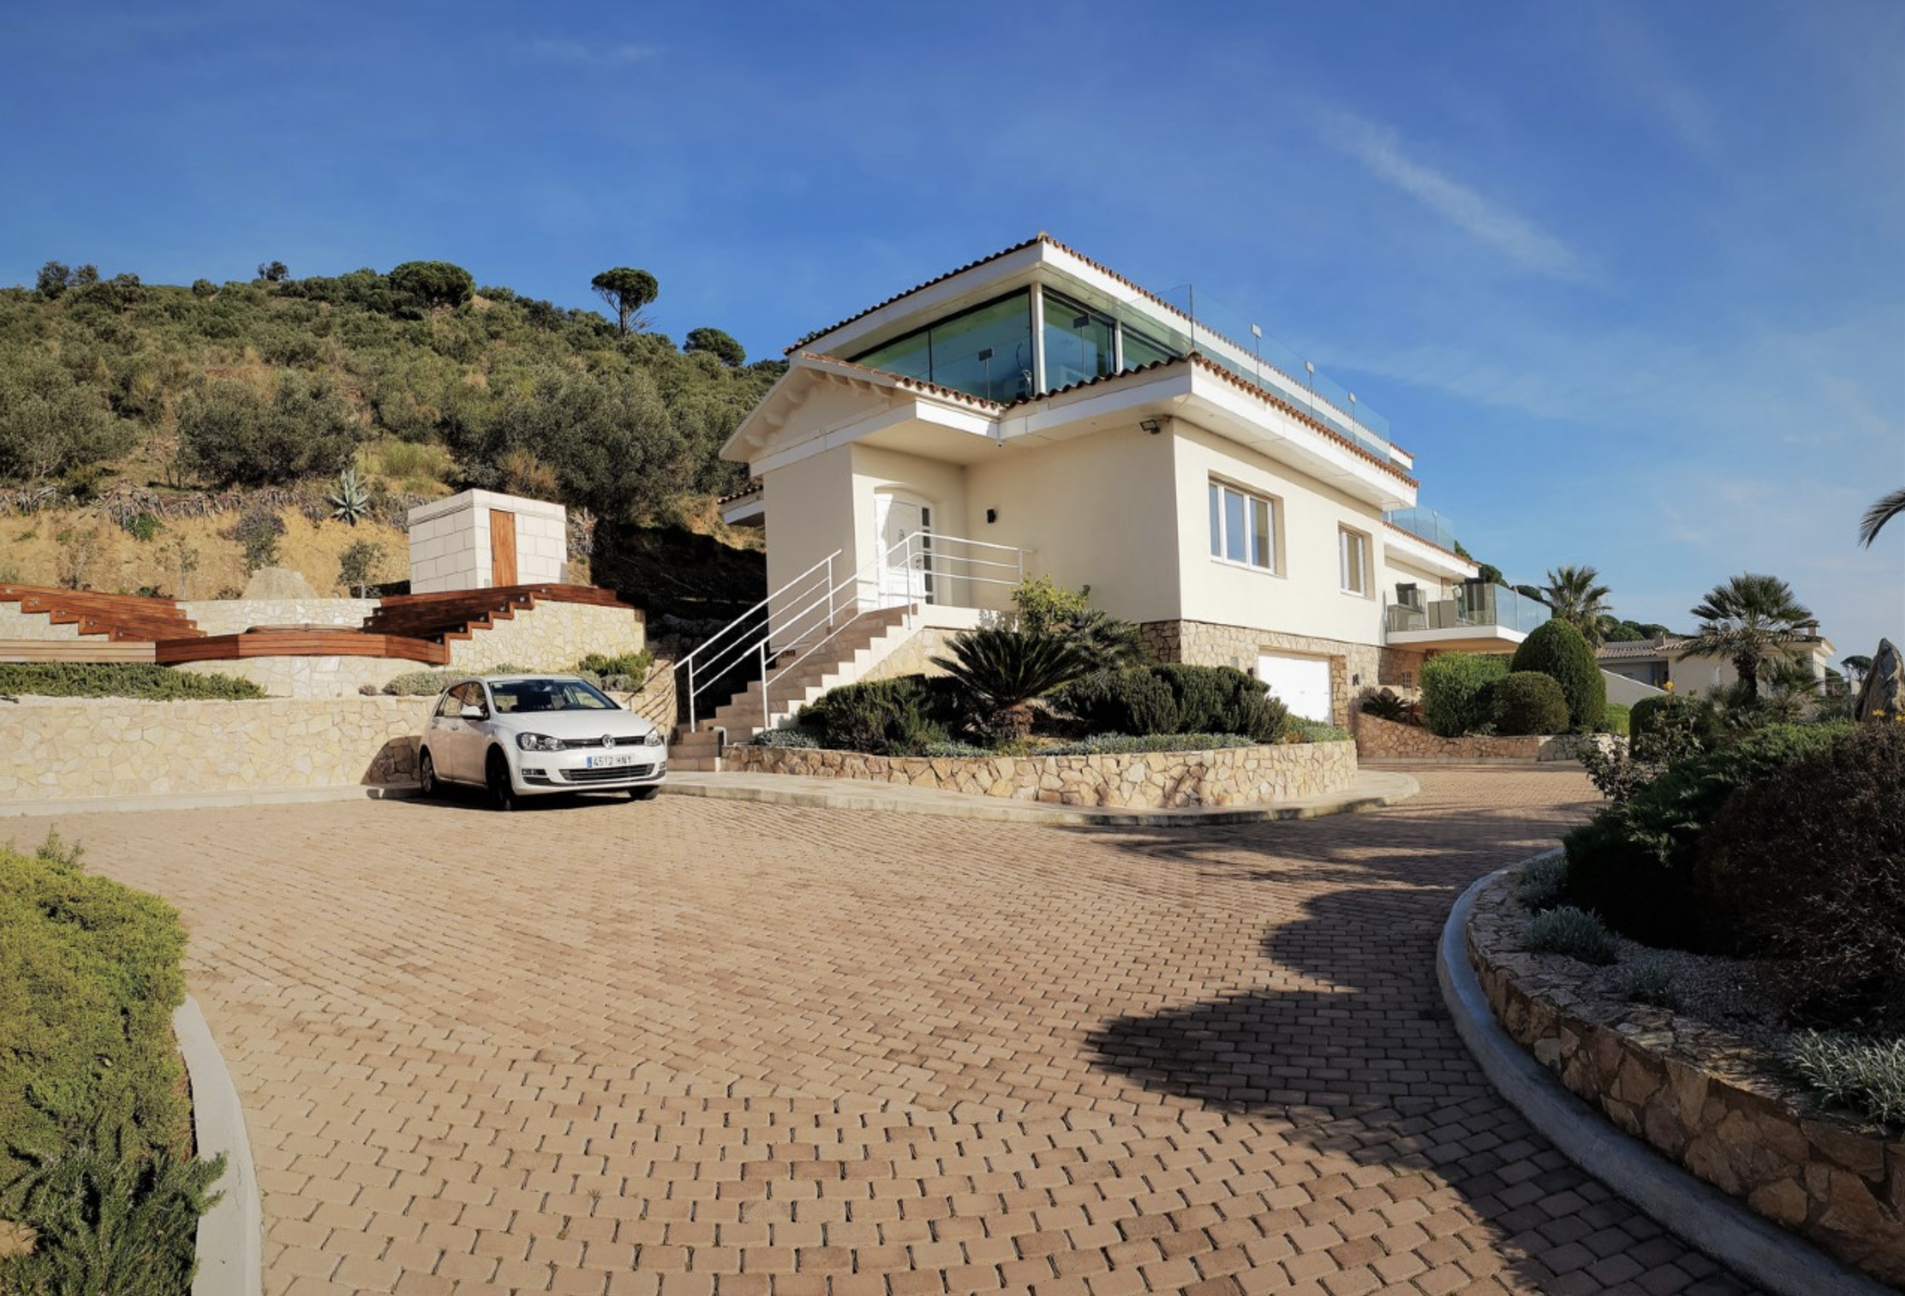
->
[[0, 834, 221, 1291], [1523, 906, 1618, 965], [1694, 723, 1905, 1031], [797, 675, 959, 756], [1620, 960, 1679, 1009], [1510, 618, 1605, 731], [1784, 1032, 1905, 1129], [577, 650, 652, 691], [1490, 671, 1569, 736], [1285, 719, 1351, 743], [1050, 668, 1179, 736], [1515, 853, 1569, 911], [1152, 664, 1288, 741], [1041, 732, 1257, 756], [1419, 652, 1508, 736], [382, 670, 455, 696], [751, 725, 826, 749], [1600, 702, 1630, 737], [1563, 722, 1851, 948], [0, 663, 265, 700], [1628, 694, 1721, 759]]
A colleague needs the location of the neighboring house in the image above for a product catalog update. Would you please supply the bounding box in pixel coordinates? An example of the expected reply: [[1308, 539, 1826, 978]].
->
[[713, 234, 1544, 728], [1598, 635, 1836, 694]]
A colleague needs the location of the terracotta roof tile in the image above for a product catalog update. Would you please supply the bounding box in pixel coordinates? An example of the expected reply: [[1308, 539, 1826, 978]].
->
[[1596, 638, 1686, 660], [1181, 355, 1418, 488]]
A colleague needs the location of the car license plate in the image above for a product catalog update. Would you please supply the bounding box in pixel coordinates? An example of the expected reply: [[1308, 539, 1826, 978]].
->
[[587, 752, 640, 769]]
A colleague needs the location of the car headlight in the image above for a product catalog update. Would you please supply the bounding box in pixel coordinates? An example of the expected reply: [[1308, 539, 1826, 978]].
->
[[517, 733, 565, 752], [643, 729, 665, 747]]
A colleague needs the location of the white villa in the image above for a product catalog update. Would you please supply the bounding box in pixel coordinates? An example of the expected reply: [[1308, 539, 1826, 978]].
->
[[689, 235, 1546, 740]]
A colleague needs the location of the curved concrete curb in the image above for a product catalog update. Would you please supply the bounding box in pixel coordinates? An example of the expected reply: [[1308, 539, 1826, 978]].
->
[[663, 769, 1418, 828], [174, 996, 262, 1296], [1437, 858, 1892, 1296]]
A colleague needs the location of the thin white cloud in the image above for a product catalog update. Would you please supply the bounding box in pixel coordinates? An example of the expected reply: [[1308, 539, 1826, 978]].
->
[[525, 38, 658, 67], [1319, 110, 1594, 284], [1588, 7, 1721, 157]]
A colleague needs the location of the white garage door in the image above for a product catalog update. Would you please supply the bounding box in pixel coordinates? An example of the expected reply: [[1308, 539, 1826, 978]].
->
[[1256, 653, 1332, 723]]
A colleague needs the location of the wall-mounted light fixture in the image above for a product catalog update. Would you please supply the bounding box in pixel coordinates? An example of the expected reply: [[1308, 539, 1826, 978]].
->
[[1140, 418, 1162, 435], [985, 508, 997, 525]]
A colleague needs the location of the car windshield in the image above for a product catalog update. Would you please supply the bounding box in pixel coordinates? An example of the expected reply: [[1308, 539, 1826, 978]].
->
[[489, 679, 618, 714]]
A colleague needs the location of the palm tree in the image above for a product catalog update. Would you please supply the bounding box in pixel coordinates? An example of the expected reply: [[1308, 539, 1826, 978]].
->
[[1859, 487, 1905, 548], [930, 627, 1094, 740], [1542, 565, 1613, 646], [1685, 573, 1814, 704]]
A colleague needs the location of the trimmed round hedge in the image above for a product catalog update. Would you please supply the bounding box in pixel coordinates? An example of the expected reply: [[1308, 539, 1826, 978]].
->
[[1490, 671, 1569, 735], [1510, 619, 1604, 731], [1628, 693, 1721, 758]]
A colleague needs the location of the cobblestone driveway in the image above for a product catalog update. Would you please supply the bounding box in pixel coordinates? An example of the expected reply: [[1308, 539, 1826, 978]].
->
[[18, 767, 1756, 1295]]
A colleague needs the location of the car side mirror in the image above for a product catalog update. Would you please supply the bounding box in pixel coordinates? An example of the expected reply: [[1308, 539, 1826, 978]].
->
[[460, 705, 486, 720]]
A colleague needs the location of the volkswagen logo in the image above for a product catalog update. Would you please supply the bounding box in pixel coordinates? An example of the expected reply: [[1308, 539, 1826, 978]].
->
[[602, 734, 616, 749]]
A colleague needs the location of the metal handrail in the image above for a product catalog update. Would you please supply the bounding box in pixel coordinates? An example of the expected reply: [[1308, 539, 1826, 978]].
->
[[674, 549, 839, 731], [753, 530, 1030, 730]]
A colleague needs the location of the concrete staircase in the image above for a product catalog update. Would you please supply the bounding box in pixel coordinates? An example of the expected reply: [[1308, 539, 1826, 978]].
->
[[670, 606, 919, 770]]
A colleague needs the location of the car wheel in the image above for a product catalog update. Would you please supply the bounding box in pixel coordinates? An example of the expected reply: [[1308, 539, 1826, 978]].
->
[[485, 750, 517, 812], [629, 785, 661, 802], [418, 750, 439, 798]]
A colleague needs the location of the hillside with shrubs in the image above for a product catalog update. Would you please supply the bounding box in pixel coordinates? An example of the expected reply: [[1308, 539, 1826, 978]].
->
[[0, 259, 776, 607]]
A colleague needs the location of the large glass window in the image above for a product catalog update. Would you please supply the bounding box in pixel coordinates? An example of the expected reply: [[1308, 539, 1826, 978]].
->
[[850, 291, 1033, 403], [1121, 323, 1179, 371], [1042, 289, 1116, 389], [1209, 480, 1278, 572]]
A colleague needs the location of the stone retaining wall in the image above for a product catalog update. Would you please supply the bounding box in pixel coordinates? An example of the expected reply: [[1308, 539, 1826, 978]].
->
[[444, 600, 644, 674], [174, 654, 422, 699], [181, 598, 379, 635], [725, 740, 1356, 808], [1353, 713, 1603, 763], [0, 697, 433, 806], [1467, 872, 1904, 1286]]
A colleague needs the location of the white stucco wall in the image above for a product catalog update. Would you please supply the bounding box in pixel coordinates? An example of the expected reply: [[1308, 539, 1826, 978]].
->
[[1171, 422, 1389, 648], [965, 426, 1182, 625], [407, 489, 566, 593]]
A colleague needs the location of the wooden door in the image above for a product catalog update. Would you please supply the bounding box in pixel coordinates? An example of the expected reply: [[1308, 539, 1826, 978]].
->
[[489, 510, 518, 587]]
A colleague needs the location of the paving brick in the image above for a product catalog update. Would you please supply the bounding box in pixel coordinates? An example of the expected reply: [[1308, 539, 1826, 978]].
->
[[21, 770, 1761, 1296]]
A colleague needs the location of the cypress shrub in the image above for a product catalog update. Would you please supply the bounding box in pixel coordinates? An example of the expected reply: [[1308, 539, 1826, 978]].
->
[[1694, 724, 1905, 1032], [1419, 653, 1509, 736], [1510, 619, 1605, 731], [1491, 671, 1569, 735]]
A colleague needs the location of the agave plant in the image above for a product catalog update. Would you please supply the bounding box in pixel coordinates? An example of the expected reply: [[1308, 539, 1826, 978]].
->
[[930, 627, 1094, 741], [327, 467, 371, 526]]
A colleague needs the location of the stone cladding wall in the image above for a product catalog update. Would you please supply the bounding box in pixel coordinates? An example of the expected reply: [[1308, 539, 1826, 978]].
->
[[1353, 713, 1610, 764], [725, 740, 1356, 809], [1137, 620, 1389, 729], [181, 598, 379, 635], [444, 601, 644, 674], [0, 604, 83, 640], [1467, 871, 1904, 1286], [173, 655, 420, 699], [0, 696, 433, 806]]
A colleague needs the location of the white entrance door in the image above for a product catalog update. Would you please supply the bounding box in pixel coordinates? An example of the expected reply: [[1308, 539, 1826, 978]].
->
[[876, 495, 934, 606], [1256, 653, 1332, 723]]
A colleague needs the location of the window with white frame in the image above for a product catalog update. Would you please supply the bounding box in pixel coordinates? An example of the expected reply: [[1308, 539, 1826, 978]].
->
[[1208, 480, 1277, 571], [1339, 526, 1371, 596]]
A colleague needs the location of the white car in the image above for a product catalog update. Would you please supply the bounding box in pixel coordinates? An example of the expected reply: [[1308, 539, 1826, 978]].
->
[[418, 674, 667, 810]]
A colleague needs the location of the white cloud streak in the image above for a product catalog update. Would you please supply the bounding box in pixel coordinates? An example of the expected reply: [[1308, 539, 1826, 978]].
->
[[1319, 111, 1594, 284]]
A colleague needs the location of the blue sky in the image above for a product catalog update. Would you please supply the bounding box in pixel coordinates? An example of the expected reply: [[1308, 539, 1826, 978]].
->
[[3, 0, 1900, 664]]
